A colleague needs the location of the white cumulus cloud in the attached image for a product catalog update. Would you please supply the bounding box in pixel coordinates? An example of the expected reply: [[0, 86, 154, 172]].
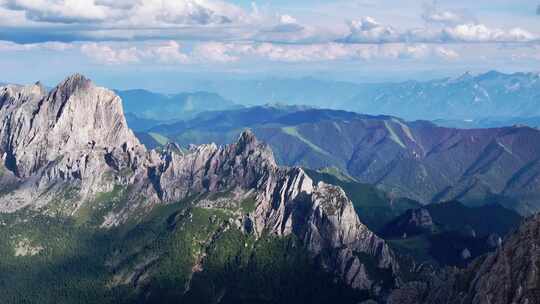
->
[[193, 42, 239, 63], [343, 17, 400, 43], [3, 0, 109, 23], [144, 40, 191, 63], [80, 43, 140, 64], [441, 24, 537, 43], [435, 46, 459, 60], [421, 3, 476, 26], [342, 16, 538, 44], [0, 40, 74, 51], [79, 41, 191, 65], [0, 0, 253, 26]]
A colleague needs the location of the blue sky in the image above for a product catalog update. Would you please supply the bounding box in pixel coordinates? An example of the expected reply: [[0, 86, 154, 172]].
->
[[0, 0, 539, 90]]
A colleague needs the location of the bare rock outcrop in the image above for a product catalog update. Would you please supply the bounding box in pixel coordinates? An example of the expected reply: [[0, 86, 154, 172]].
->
[[0, 74, 146, 211], [459, 214, 540, 304]]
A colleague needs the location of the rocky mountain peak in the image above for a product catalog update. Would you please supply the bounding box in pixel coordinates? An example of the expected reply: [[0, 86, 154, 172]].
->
[[235, 129, 260, 152], [55, 73, 92, 95], [237, 129, 257, 146], [33, 81, 47, 94], [0, 74, 145, 210], [47, 74, 140, 149], [234, 129, 275, 161]]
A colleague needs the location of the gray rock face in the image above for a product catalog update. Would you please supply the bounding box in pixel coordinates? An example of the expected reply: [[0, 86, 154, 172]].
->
[[0, 75, 399, 294], [252, 170, 398, 290], [144, 130, 276, 203], [390, 214, 540, 304], [0, 74, 146, 211], [459, 214, 540, 304]]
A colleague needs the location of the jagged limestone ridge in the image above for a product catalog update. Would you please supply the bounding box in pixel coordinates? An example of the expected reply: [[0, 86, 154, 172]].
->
[[0, 74, 399, 294], [136, 129, 400, 292]]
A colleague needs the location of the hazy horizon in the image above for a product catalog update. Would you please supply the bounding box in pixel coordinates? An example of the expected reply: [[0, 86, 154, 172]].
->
[[3, 68, 539, 94], [1, 0, 540, 91]]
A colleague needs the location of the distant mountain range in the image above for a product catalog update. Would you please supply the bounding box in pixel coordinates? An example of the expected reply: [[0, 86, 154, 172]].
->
[[124, 112, 165, 132], [138, 106, 540, 215], [4, 70, 540, 125], [434, 116, 540, 129], [157, 71, 540, 122], [114, 70, 540, 131], [116, 89, 241, 123], [193, 77, 365, 109], [346, 71, 540, 121]]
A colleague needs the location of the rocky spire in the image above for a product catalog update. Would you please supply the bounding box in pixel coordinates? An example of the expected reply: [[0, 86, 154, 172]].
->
[[234, 129, 276, 165], [47, 74, 93, 115], [237, 129, 257, 147], [56, 73, 92, 94]]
